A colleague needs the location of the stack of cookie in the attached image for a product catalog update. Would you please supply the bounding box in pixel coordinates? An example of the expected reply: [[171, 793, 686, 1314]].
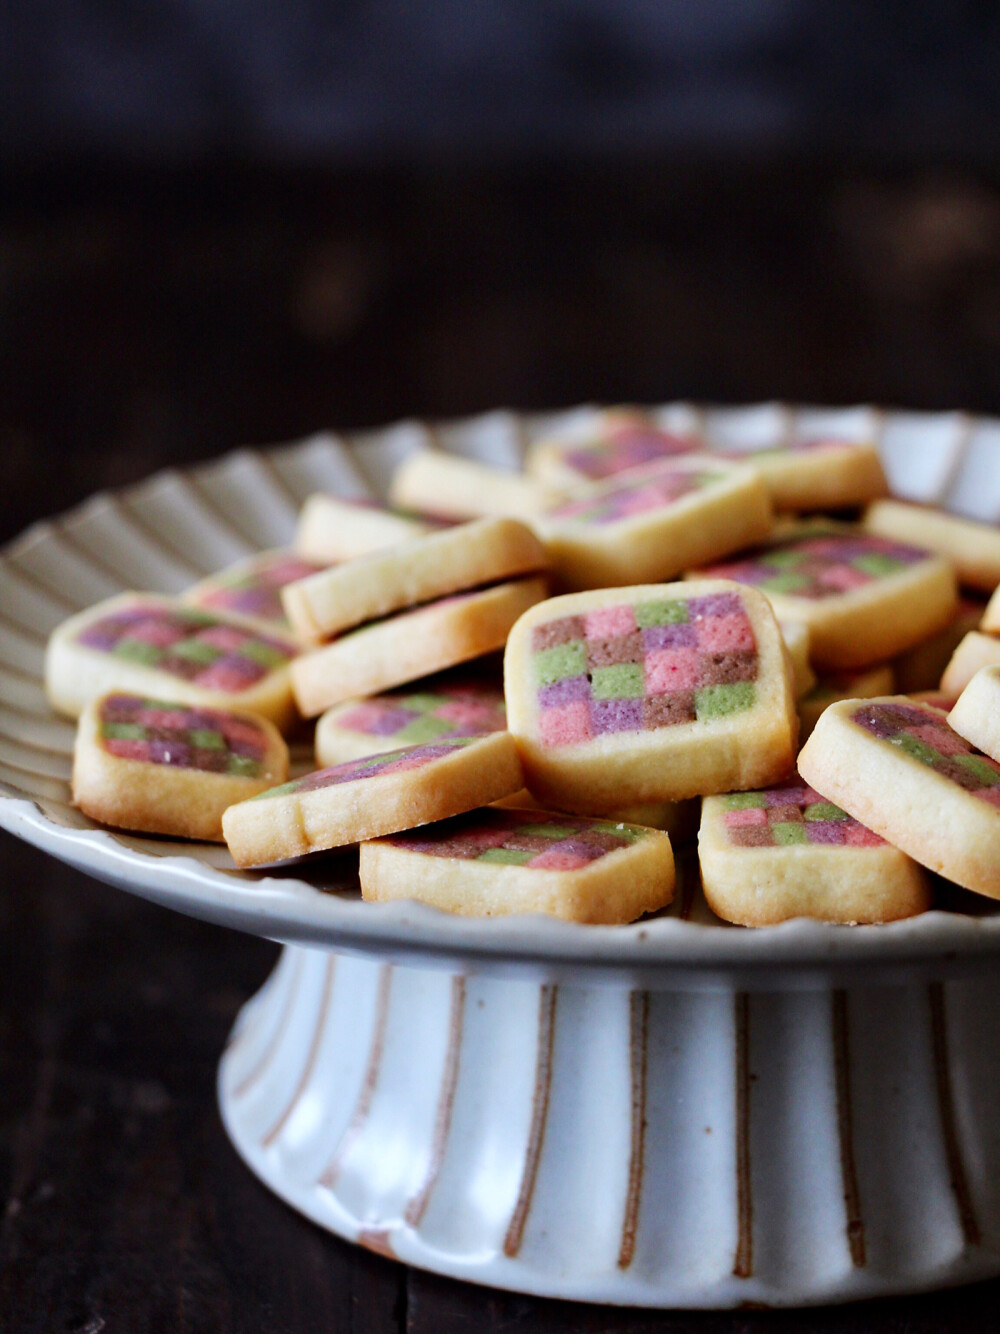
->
[[44, 408, 1000, 927]]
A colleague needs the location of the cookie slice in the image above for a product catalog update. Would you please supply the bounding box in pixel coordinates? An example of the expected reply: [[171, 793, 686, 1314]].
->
[[526, 411, 702, 488], [182, 548, 329, 639], [46, 593, 299, 730], [504, 581, 798, 811], [222, 731, 522, 867], [797, 664, 895, 743], [360, 807, 675, 924], [493, 787, 701, 845], [798, 696, 1000, 899], [282, 517, 547, 643], [315, 678, 507, 766], [296, 494, 438, 562], [389, 448, 563, 520], [533, 456, 773, 590], [708, 438, 888, 511], [863, 499, 1000, 593], [940, 631, 1000, 697], [292, 576, 547, 718], [73, 693, 289, 841], [948, 666, 1000, 763], [691, 524, 957, 669], [699, 780, 931, 925]]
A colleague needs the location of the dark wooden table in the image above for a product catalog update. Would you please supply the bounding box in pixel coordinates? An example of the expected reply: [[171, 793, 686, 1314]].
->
[[4, 161, 1000, 1332]]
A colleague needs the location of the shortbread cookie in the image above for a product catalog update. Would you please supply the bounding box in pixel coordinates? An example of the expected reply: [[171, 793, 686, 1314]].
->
[[798, 665, 895, 743], [46, 593, 299, 730], [699, 780, 930, 925], [708, 438, 888, 512], [863, 499, 1000, 592], [533, 456, 773, 590], [892, 595, 985, 693], [389, 448, 563, 520], [73, 693, 289, 841], [292, 577, 548, 717], [526, 412, 701, 488], [692, 525, 957, 669], [315, 678, 507, 766], [778, 619, 816, 698], [981, 583, 1000, 634], [282, 517, 547, 643], [798, 697, 1000, 899], [296, 494, 438, 562], [493, 788, 700, 844], [182, 549, 329, 638], [948, 667, 1000, 763], [360, 807, 675, 924], [504, 581, 798, 811], [940, 631, 1000, 698], [222, 731, 523, 867]]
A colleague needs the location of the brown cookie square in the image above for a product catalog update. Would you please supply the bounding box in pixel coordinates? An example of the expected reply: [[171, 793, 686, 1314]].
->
[[642, 690, 697, 729]]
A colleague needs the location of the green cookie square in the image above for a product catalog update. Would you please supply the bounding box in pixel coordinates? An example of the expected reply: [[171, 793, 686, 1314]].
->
[[170, 639, 220, 665], [101, 721, 147, 741], [954, 753, 1000, 786], [520, 823, 573, 840], [853, 553, 906, 579], [724, 791, 767, 809], [772, 822, 808, 845], [695, 682, 756, 721], [241, 641, 287, 668], [760, 572, 811, 595], [227, 754, 261, 777], [804, 801, 848, 822], [113, 639, 163, 666], [635, 599, 689, 628], [189, 728, 225, 750], [478, 847, 534, 866], [397, 715, 453, 745], [591, 663, 644, 700], [534, 640, 587, 686], [895, 734, 940, 766]]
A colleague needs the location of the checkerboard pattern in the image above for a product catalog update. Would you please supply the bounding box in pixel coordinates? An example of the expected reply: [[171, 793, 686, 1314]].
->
[[710, 438, 854, 460], [531, 592, 759, 747], [254, 736, 478, 800], [384, 808, 649, 871], [852, 701, 1000, 808], [701, 532, 929, 600], [561, 423, 701, 480], [192, 551, 327, 625], [335, 685, 506, 746], [721, 782, 883, 848], [546, 464, 728, 527], [99, 694, 269, 777], [78, 603, 296, 692]]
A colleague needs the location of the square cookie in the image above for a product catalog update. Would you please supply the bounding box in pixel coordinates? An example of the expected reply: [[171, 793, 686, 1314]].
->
[[46, 593, 299, 730], [389, 447, 563, 520], [360, 807, 675, 923], [504, 581, 798, 811], [73, 693, 289, 841], [863, 499, 1000, 592], [948, 665, 1000, 764], [699, 780, 930, 925], [708, 437, 888, 511], [691, 524, 957, 669], [296, 494, 439, 562], [526, 411, 702, 488], [182, 548, 329, 639]]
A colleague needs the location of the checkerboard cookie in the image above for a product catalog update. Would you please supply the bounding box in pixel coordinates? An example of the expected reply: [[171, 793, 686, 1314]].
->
[[532, 456, 772, 590], [221, 730, 523, 867], [73, 693, 289, 841], [359, 807, 675, 923], [46, 593, 299, 730], [296, 494, 438, 562], [526, 411, 701, 488], [699, 780, 931, 925], [292, 577, 548, 717], [315, 678, 507, 766], [940, 631, 1000, 698], [692, 524, 957, 669], [863, 499, 1000, 593], [389, 447, 563, 520], [797, 664, 896, 743], [282, 517, 547, 643], [948, 666, 1000, 763], [492, 787, 701, 844], [892, 595, 986, 693], [798, 696, 1000, 898], [504, 581, 798, 811], [708, 437, 888, 512], [182, 548, 329, 639]]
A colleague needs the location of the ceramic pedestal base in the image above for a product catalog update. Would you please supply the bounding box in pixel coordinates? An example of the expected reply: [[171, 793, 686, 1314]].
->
[[219, 945, 1000, 1308]]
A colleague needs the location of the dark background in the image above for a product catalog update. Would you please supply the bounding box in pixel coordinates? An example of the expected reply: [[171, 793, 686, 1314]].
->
[[4, 4, 1000, 1330]]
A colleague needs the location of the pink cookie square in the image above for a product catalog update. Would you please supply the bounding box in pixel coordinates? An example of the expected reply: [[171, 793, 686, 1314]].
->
[[104, 738, 152, 762], [909, 723, 968, 757], [529, 848, 591, 871], [436, 701, 494, 725], [585, 605, 637, 639], [137, 707, 195, 729], [976, 785, 1000, 809], [132, 617, 184, 648], [539, 701, 593, 746], [843, 823, 884, 847], [819, 565, 871, 592], [724, 807, 768, 827], [337, 702, 388, 732], [645, 646, 701, 694], [198, 624, 252, 651], [696, 614, 756, 653]]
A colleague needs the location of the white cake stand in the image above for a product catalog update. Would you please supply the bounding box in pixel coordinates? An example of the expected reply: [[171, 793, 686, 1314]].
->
[[3, 403, 1000, 1308]]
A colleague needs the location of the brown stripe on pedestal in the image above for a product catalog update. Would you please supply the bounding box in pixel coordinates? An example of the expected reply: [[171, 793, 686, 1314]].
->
[[928, 981, 981, 1247], [318, 964, 394, 1190], [732, 991, 753, 1279], [261, 956, 336, 1147], [231, 953, 306, 1098], [503, 985, 558, 1258], [618, 989, 650, 1269], [405, 976, 467, 1228], [831, 989, 866, 1267]]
